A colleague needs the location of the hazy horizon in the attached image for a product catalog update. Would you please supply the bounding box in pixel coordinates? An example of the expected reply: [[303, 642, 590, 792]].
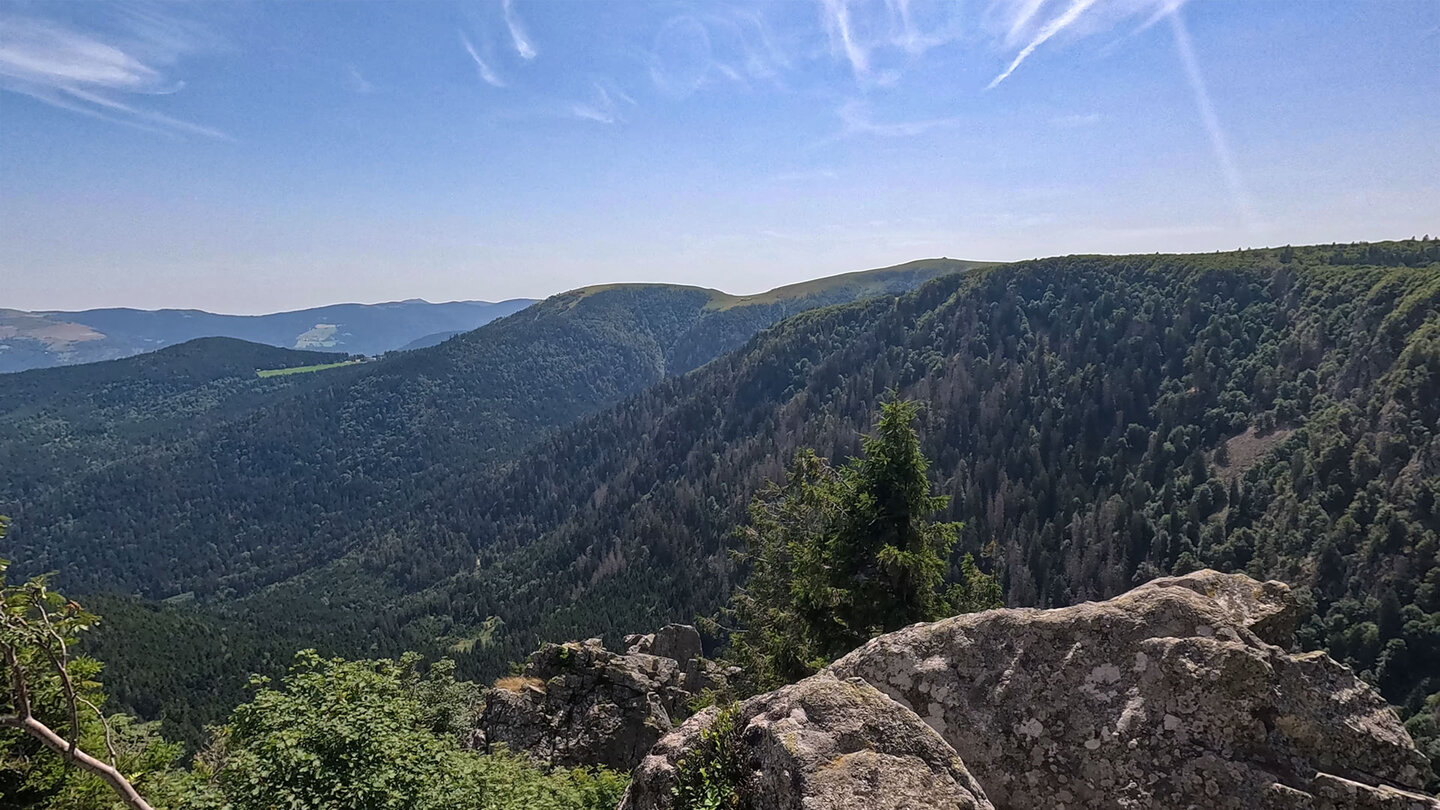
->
[[6, 238, 1434, 317], [3, 0, 1437, 313]]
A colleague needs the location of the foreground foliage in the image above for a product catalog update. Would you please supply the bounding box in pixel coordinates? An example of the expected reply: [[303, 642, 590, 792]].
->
[[3, 561, 626, 810], [202, 651, 626, 810], [2, 540, 191, 809], [670, 704, 743, 810]]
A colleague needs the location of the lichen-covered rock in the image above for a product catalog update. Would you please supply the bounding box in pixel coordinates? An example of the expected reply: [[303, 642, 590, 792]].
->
[[1143, 568, 1302, 646], [620, 671, 994, 810], [829, 569, 1439, 810], [472, 626, 729, 772]]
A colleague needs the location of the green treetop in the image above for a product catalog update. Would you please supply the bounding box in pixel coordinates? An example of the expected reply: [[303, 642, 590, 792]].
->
[[727, 399, 1001, 689]]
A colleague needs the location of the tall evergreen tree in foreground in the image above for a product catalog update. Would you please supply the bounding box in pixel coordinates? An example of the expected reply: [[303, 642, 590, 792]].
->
[[726, 399, 1001, 689]]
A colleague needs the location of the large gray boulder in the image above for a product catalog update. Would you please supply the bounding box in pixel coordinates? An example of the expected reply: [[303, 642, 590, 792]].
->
[[620, 671, 994, 810], [829, 569, 1439, 810], [472, 627, 728, 772]]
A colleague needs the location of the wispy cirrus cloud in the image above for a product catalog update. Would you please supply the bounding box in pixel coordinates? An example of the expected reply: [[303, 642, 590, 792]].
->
[[821, 0, 870, 81], [0, 11, 227, 138], [985, 0, 1193, 88], [816, 0, 965, 85], [984, 0, 1253, 224], [570, 80, 635, 125], [834, 98, 962, 139], [988, 0, 1101, 88], [344, 64, 373, 94], [646, 10, 793, 99], [461, 32, 506, 87], [1166, 6, 1256, 229], [501, 0, 537, 60]]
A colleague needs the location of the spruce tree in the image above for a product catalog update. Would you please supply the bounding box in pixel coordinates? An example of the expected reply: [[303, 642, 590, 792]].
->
[[727, 399, 1000, 690]]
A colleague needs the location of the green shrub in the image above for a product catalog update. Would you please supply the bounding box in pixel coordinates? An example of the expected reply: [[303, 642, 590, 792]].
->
[[672, 704, 745, 810]]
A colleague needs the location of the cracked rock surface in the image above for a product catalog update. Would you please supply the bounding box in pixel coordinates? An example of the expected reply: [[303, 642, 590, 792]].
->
[[828, 569, 1438, 810], [620, 671, 994, 810], [470, 626, 728, 772]]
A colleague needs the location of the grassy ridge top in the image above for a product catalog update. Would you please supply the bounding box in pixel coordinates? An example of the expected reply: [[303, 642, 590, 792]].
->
[[552, 257, 980, 310], [704, 257, 988, 310]]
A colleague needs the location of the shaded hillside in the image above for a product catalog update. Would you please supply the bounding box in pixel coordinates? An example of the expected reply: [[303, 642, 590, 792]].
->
[[396, 330, 465, 351], [0, 298, 534, 372], [224, 241, 1440, 765], [0, 339, 353, 511], [1, 260, 963, 600], [0, 337, 348, 412]]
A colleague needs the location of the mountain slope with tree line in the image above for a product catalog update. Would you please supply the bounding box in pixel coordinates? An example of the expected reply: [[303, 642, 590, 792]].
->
[[208, 240, 1440, 777], [8, 242, 1440, 779], [0, 259, 969, 601]]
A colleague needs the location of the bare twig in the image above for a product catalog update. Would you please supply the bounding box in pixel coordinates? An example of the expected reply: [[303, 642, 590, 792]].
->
[[79, 695, 120, 768], [34, 600, 82, 760]]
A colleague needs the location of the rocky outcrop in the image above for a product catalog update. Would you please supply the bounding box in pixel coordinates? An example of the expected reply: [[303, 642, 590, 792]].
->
[[620, 671, 994, 810], [827, 570, 1438, 810], [625, 623, 704, 663], [471, 627, 729, 772]]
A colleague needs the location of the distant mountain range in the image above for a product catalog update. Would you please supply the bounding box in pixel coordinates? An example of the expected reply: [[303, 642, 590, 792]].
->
[[0, 298, 537, 373]]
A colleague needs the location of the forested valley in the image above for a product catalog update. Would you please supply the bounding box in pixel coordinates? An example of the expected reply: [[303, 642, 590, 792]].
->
[[3, 242, 1440, 787]]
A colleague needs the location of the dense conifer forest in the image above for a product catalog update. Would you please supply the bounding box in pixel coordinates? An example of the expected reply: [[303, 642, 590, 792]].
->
[[3, 242, 1438, 779]]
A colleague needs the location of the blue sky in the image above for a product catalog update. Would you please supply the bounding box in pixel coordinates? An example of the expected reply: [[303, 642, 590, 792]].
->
[[1, 0, 1437, 313]]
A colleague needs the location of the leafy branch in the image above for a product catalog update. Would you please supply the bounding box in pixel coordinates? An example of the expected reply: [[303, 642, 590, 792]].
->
[[1, 522, 156, 810]]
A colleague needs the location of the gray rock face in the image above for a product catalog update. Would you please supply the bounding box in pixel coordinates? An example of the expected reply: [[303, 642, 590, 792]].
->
[[620, 671, 994, 810], [625, 623, 704, 664], [828, 570, 1439, 810], [472, 627, 724, 772]]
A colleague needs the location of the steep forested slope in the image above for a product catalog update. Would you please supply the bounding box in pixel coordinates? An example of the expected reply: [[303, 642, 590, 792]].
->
[[14, 243, 1440, 766], [0, 338, 352, 511], [231, 242, 1440, 755], [1, 260, 963, 600]]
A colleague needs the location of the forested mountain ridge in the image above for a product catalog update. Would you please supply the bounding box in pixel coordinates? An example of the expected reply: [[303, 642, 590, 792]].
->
[[0, 339, 354, 526], [0, 299, 535, 372], [0, 259, 964, 602], [0, 337, 348, 414], [213, 241, 1440, 770], [11, 242, 1440, 771]]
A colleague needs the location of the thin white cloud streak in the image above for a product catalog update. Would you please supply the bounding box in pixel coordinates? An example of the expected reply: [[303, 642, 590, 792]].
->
[[1005, 0, 1050, 45], [1135, 0, 1189, 34], [0, 14, 226, 138], [821, 0, 870, 80], [1166, 8, 1257, 230], [988, 0, 1101, 88], [345, 64, 373, 94], [570, 104, 614, 124], [64, 84, 230, 139], [460, 32, 505, 87], [0, 21, 159, 87], [886, 0, 954, 55], [570, 81, 634, 125], [822, 99, 963, 143], [502, 0, 537, 60]]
